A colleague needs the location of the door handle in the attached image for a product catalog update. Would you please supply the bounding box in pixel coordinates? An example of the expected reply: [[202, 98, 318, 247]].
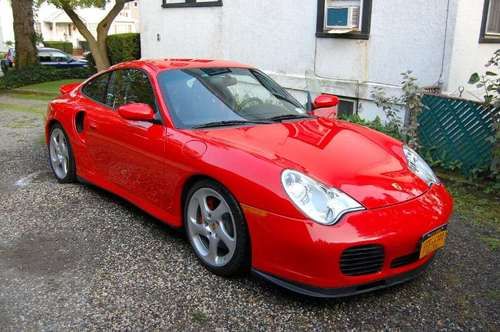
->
[[88, 121, 97, 130]]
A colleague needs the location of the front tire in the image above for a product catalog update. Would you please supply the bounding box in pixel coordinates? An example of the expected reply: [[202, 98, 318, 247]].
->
[[48, 123, 76, 183], [184, 179, 251, 277]]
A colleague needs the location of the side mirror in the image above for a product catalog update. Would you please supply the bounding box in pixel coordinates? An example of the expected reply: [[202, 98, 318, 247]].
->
[[313, 94, 340, 109], [117, 103, 155, 122], [59, 82, 81, 95]]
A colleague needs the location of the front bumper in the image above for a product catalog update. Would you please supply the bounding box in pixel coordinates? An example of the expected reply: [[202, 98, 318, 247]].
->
[[252, 256, 434, 298], [243, 183, 452, 294]]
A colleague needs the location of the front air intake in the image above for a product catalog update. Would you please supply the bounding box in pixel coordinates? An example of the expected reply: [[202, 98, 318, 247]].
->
[[340, 245, 385, 276]]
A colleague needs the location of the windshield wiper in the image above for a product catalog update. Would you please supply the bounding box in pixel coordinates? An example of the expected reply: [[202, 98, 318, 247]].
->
[[268, 114, 313, 122], [271, 92, 302, 108], [192, 120, 272, 129]]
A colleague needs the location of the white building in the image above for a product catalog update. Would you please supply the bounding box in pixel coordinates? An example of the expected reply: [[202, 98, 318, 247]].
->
[[0, 0, 140, 52], [139, 0, 500, 121], [0, 0, 14, 52], [37, 1, 140, 50]]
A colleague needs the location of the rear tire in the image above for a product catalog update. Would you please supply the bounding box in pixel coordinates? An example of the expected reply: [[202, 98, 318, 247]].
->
[[184, 179, 251, 277], [48, 123, 76, 183]]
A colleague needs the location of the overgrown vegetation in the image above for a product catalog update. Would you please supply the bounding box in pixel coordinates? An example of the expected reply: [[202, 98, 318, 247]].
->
[[339, 113, 403, 140], [371, 71, 424, 149], [84, 33, 141, 71], [0, 65, 94, 90], [106, 33, 141, 65], [469, 49, 500, 194], [439, 171, 500, 251]]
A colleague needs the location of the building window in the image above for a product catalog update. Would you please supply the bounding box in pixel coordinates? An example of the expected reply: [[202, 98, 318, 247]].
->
[[337, 98, 357, 118], [316, 0, 372, 40], [162, 0, 223, 8], [480, 0, 500, 43]]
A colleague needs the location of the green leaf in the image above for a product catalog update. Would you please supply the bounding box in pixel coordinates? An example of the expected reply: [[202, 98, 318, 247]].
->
[[469, 73, 481, 84], [485, 71, 498, 76]]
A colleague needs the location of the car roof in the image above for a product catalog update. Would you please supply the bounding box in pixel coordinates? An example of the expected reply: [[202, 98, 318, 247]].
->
[[38, 47, 65, 52], [110, 58, 253, 72]]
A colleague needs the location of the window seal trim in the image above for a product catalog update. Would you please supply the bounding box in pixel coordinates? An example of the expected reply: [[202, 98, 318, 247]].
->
[[480, 0, 500, 43], [316, 0, 372, 40], [162, 0, 223, 8]]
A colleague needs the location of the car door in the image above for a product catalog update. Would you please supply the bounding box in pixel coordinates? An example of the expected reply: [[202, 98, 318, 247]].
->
[[84, 68, 171, 210]]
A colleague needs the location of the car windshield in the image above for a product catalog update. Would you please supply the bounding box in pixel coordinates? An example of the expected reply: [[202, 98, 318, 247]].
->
[[157, 67, 307, 129]]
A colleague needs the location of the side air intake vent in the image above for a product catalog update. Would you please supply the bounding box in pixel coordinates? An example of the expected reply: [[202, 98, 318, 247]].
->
[[340, 245, 384, 276], [75, 111, 85, 133]]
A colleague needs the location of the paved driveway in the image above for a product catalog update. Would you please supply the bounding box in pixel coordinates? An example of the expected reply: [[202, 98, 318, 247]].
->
[[0, 95, 498, 331]]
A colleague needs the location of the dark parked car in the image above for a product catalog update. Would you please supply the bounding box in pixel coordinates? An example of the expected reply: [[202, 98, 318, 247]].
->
[[2, 47, 88, 70], [37, 47, 88, 68]]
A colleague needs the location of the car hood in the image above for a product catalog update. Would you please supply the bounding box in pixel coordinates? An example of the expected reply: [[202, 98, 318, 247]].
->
[[190, 118, 430, 209]]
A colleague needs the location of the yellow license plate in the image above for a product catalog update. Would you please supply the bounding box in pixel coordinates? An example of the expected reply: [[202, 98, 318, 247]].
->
[[419, 229, 448, 259]]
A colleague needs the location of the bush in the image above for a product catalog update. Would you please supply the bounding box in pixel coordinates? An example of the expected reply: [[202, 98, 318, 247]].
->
[[106, 33, 140, 64], [0, 65, 95, 90], [44, 41, 73, 54], [339, 113, 404, 141]]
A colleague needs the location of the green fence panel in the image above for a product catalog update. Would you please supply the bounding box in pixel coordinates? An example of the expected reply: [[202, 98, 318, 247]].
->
[[419, 94, 498, 175]]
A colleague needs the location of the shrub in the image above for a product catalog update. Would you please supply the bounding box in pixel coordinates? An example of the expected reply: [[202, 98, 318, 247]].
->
[[44, 41, 73, 54], [0, 65, 95, 90], [371, 71, 424, 149], [106, 33, 140, 65], [339, 113, 404, 141]]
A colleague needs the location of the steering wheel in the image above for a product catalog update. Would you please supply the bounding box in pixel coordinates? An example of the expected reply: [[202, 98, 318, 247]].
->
[[237, 97, 264, 113]]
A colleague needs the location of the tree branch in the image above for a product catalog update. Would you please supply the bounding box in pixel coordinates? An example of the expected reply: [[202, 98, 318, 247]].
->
[[60, 3, 97, 44], [96, 0, 133, 38]]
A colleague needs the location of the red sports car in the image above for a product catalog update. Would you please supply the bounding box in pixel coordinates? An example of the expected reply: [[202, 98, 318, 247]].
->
[[45, 59, 452, 298]]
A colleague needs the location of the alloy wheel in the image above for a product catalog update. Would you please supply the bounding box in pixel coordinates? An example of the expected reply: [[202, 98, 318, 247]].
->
[[186, 187, 237, 267], [49, 127, 69, 179]]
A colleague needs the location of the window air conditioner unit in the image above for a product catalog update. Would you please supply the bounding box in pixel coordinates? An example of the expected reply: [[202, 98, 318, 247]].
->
[[325, 6, 360, 32]]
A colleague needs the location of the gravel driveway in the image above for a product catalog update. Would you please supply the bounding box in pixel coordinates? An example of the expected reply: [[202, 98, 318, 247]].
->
[[0, 95, 498, 331]]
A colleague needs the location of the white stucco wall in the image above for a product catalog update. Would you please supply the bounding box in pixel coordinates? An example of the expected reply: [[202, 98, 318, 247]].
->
[[0, 0, 14, 52], [444, 0, 499, 102], [140, 0, 452, 121]]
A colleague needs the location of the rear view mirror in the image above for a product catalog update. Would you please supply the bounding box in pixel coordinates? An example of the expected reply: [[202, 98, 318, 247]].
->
[[313, 94, 340, 109], [117, 103, 155, 122]]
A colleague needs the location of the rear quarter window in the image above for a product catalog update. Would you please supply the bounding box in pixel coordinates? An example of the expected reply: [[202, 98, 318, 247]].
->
[[82, 73, 111, 105]]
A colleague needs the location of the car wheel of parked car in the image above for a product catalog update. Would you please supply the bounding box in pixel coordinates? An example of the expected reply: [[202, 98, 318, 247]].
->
[[48, 123, 76, 183], [185, 180, 251, 276]]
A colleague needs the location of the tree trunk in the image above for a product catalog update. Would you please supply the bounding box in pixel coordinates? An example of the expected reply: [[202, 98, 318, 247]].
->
[[11, 0, 38, 69], [61, 0, 130, 72]]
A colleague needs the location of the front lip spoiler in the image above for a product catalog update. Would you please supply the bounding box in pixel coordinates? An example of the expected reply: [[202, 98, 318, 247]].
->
[[252, 257, 434, 299]]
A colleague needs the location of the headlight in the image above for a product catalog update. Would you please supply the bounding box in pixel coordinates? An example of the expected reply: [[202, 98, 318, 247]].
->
[[281, 169, 364, 225], [403, 145, 439, 186]]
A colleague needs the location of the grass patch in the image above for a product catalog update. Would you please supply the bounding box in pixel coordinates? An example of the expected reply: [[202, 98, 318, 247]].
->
[[441, 175, 500, 250], [191, 310, 208, 323], [0, 102, 45, 116], [14, 79, 83, 96], [480, 236, 500, 251], [4, 92, 54, 102]]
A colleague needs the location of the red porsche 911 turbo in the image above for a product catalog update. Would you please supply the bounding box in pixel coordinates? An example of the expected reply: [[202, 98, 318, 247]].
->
[[45, 59, 452, 298]]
